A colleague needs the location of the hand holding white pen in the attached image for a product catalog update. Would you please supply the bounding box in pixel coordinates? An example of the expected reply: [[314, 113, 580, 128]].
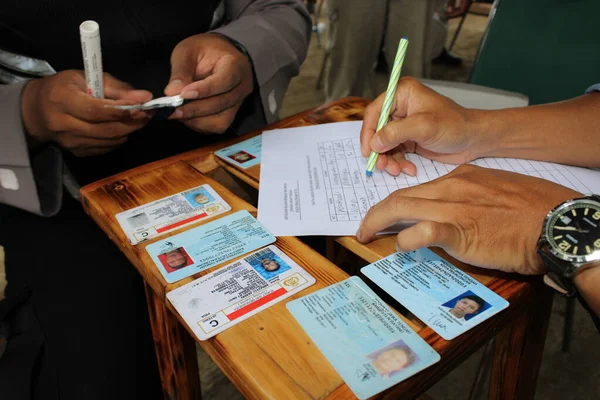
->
[[21, 70, 153, 156]]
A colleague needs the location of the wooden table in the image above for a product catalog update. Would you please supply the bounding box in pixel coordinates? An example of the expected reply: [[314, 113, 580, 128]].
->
[[80, 98, 553, 400]]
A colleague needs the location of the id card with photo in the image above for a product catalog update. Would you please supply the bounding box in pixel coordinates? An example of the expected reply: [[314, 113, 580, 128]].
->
[[215, 135, 262, 169], [361, 249, 509, 340], [146, 210, 275, 283], [287, 277, 440, 400], [167, 245, 316, 340], [116, 184, 231, 244]]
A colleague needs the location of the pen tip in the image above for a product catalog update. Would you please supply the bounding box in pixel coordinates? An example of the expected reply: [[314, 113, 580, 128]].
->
[[365, 171, 373, 178]]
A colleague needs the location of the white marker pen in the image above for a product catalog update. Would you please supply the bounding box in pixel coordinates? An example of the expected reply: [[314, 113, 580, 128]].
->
[[79, 20, 104, 98]]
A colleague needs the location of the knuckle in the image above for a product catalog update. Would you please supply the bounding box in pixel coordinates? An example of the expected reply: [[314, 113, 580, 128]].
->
[[46, 116, 64, 133], [419, 221, 440, 243]]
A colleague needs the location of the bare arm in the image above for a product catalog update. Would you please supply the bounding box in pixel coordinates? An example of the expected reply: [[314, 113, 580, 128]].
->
[[474, 91, 600, 168]]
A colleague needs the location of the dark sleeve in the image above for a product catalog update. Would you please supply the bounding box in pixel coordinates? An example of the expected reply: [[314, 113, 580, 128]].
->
[[0, 81, 62, 216]]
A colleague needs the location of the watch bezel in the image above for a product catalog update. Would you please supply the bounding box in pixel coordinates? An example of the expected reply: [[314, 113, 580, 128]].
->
[[541, 196, 600, 264]]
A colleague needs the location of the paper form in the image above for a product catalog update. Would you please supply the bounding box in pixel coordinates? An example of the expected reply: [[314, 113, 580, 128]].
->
[[257, 121, 600, 236]]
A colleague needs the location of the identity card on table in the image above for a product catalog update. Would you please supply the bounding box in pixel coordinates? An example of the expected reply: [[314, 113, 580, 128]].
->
[[116, 184, 231, 244], [362, 249, 509, 340], [287, 277, 440, 400], [215, 135, 262, 169], [146, 210, 275, 283], [167, 245, 316, 340]]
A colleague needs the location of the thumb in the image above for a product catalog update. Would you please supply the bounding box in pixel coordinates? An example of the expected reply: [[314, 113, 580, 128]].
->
[[165, 46, 196, 96], [369, 115, 435, 153]]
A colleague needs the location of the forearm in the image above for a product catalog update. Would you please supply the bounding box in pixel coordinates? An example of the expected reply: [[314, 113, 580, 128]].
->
[[574, 263, 600, 318], [471, 91, 600, 168]]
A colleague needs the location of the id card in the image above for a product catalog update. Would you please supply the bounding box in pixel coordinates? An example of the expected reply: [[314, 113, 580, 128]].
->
[[361, 249, 509, 340], [146, 210, 275, 283], [215, 135, 262, 169], [287, 277, 440, 399], [167, 245, 316, 340], [116, 184, 231, 244]]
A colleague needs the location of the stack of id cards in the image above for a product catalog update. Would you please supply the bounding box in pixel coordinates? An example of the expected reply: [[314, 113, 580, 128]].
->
[[287, 277, 440, 399], [214, 135, 262, 169], [362, 249, 509, 340], [168, 245, 316, 340], [116, 184, 231, 244], [146, 210, 275, 283]]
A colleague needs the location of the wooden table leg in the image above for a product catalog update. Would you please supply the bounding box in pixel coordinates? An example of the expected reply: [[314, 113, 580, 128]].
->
[[144, 283, 202, 400], [489, 285, 553, 400]]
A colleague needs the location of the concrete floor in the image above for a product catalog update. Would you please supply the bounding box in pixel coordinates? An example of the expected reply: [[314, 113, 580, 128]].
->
[[197, 12, 600, 400]]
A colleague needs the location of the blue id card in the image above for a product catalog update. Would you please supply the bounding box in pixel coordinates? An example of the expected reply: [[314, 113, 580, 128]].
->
[[146, 210, 275, 283], [287, 277, 440, 399], [361, 249, 509, 340], [215, 135, 262, 169]]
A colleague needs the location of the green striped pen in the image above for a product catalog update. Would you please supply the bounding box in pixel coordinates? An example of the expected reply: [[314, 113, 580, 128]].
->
[[365, 37, 409, 178]]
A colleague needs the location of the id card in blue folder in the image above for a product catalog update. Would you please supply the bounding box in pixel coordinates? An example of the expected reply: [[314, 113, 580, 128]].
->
[[287, 277, 440, 399]]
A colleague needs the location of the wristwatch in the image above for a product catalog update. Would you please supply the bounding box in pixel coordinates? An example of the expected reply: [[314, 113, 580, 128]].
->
[[537, 195, 600, 296]]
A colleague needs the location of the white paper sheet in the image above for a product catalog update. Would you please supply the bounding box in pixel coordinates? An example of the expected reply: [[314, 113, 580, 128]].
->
[[258, 121, 600, 236]]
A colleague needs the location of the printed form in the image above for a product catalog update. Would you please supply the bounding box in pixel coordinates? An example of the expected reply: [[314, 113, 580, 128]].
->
[[258, 121, 600, 236]]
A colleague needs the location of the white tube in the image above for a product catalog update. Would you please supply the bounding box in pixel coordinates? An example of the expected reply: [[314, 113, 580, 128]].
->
[[79, 20, 104, 98]]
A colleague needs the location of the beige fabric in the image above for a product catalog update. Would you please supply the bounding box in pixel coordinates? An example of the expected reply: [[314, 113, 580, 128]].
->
[[323, 0, 448, 102], [0, 246, 6, 301]]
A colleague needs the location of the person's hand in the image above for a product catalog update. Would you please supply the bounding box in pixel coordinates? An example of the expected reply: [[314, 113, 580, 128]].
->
[[21, 70, 153, 157], [355, 165, 580, 275], [164, 33, 254, 134], [360, 77, 481, 177], [445, 0, 471, 19]]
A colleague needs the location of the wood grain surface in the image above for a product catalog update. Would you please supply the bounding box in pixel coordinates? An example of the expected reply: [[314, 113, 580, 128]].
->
[[80, 97, 552, 400]]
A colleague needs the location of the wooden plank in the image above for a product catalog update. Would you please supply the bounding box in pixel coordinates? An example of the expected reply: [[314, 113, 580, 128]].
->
[[489, 285, 553, 400], [80, 161, 256, 298], [145, 283, 202, 400]]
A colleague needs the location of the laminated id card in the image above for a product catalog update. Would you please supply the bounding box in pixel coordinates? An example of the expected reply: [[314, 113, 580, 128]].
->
[[146, 210, 276, 283], [116, 184, 231, 244], [167, 245, 315, 339], [362, 249, 509, 340], [287, 277, 440, 399], [215, 135, 262, 169]]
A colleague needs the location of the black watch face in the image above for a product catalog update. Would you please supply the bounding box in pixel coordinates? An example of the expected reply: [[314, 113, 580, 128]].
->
[[547, 200, 600, 262]]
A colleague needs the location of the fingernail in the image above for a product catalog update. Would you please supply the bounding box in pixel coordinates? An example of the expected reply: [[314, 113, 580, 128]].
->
[[166, 79, 183, 92], [356, 227, 363, 241], [181, 91, 198, 100], [395, 242, 402, 253], [401, 167, 413, 176], [171, 110, 183, 119]]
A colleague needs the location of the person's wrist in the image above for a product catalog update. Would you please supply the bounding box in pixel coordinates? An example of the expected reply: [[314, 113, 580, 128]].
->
[[574, 261, 600, 289], [463, 108, 494, 159], [20, 79, 50, 146]]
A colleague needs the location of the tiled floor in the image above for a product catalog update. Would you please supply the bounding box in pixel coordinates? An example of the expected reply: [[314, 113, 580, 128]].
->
[[197, 13, 600, 400]]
